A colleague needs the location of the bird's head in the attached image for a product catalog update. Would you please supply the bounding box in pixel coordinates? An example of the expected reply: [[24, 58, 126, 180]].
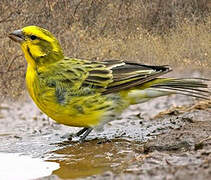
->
[[9, 26, 64, 68]]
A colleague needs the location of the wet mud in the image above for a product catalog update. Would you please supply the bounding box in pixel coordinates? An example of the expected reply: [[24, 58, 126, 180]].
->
[[0, 73, 211, 180]]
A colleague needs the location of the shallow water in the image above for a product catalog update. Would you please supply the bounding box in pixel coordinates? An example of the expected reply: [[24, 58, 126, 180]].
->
[[48, 139, 142, 179], [0, 153, 59, 180]]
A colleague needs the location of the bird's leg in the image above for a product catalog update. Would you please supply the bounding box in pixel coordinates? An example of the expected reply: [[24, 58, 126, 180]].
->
[[68, 127, 93, 141], [75, 127, 89, 136], [79, 128, 93, 142]]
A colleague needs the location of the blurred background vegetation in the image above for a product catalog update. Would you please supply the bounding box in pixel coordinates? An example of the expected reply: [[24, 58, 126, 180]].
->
[[0, 0, 210, 99]]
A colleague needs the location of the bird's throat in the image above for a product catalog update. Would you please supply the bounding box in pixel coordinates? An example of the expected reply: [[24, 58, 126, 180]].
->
[[21, 44, 36, 69]]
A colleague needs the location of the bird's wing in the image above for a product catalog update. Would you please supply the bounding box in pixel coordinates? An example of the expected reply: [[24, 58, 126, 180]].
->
[[81, 59, 172, 94], [45, 58, 171, 94]]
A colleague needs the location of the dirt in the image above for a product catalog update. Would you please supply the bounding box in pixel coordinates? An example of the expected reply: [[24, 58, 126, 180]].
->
[[0, 71, 211, 180]]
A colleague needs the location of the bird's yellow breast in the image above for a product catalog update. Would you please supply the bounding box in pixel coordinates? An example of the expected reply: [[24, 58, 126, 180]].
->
[[25, 65, 106, 127]]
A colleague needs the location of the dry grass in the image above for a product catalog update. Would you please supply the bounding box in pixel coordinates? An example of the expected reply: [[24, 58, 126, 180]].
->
[[0, 0, 210, 100]]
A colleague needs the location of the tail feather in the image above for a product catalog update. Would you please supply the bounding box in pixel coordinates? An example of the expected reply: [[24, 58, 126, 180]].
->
[[150, 78, 210, 100], [153, 87, 210, 99]]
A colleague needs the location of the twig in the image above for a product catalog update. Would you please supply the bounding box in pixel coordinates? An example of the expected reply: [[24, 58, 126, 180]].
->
[[7, 55, 22, 72], [0, 12, 15, 23], [195, 136, 211, 150]]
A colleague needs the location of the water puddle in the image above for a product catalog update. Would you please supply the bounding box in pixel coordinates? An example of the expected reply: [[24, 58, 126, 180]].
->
[[0, 152, 59, 180], [48, 139, 142, 179]]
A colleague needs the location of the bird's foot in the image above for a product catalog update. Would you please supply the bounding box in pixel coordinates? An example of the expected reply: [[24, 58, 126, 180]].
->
[[63, 128, 93, 142]]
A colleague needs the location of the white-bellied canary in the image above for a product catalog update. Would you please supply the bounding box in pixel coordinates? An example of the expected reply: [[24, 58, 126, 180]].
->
[[9, 26, 210, 141]]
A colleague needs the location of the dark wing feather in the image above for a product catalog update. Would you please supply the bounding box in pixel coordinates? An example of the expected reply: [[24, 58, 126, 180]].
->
[[82, 60, 171, 94]]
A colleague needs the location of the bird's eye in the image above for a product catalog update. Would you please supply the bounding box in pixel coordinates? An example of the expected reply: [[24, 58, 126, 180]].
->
[[30, 35, 37, 40]]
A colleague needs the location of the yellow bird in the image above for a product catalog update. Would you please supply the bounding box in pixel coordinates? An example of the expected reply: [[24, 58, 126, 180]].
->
[[9, 26, 210, 141]]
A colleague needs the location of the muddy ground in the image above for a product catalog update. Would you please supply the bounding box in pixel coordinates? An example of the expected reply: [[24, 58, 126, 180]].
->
[[0, 70, 210, 180]]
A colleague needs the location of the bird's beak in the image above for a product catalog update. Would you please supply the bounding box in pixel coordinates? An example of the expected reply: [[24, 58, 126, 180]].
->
[[8, 29, 25, 43]]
